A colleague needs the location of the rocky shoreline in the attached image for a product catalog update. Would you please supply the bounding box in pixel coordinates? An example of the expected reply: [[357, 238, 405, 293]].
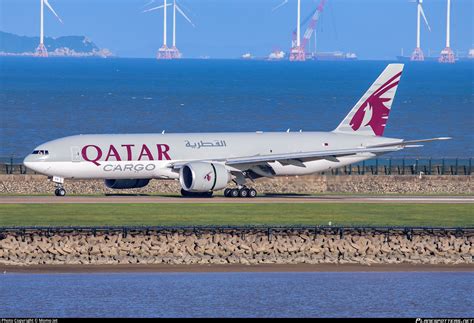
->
[[0, 174, 472, 195], [1, 228, 472, 267]]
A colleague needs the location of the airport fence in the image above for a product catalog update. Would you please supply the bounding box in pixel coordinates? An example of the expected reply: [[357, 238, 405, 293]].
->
[[0, 156, 472, 176], [320, 157, 473, 176]]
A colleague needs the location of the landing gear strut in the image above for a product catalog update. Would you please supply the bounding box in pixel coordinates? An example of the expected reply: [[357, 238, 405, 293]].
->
[[224, 186, 257, 198]]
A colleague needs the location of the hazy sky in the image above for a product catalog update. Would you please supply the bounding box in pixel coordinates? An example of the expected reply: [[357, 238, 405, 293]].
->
[[1, 0, 472, 59]]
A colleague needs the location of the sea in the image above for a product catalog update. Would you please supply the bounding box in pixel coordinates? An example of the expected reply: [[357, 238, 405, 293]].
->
[[0, 57, 473, 158], [0, 272, 473, 318]]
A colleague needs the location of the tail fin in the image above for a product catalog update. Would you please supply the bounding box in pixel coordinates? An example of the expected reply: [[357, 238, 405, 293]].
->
[[334, 64, 404, 137]]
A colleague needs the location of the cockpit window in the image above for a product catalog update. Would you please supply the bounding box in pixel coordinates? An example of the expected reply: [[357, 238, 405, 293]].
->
[[32, 150, 49, 155]]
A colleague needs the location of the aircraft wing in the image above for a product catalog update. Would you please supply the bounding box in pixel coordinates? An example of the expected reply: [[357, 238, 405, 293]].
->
[[170, 146, 403, 169], [225, 146, 402, 166]]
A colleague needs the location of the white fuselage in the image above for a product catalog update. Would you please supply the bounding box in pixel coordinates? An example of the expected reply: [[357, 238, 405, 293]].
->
[[23, 131, 400, 180]]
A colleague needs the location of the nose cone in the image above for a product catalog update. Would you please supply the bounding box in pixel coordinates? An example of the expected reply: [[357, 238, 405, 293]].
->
[[23, 154, 37, 171], [23, 153, 49, 173]]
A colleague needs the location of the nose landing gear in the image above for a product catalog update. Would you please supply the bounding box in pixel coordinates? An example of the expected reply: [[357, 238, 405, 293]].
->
[[51, 176, 66, 197], [54, 187, 66, 197], [224, 187, 257, 198]]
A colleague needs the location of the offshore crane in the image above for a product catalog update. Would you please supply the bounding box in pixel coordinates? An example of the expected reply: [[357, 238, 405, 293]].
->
[[289, 0, 327, 61]]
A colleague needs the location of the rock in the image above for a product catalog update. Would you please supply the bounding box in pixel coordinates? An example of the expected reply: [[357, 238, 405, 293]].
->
[[0, 228, 471, 266], [47, 247, 59, 256]]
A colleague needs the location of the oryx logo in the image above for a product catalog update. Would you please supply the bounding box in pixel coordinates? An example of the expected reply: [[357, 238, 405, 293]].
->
[[350, 71, 401, 136], [204, 172, 213, 182]]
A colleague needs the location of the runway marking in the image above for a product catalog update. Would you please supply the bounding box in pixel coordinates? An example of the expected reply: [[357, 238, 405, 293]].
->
[[0, 195, 473, 204]]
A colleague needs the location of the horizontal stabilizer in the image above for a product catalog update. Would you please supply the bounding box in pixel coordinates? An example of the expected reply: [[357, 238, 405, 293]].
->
[[404, 145, 424, 148], [367, 137, 452, 149]]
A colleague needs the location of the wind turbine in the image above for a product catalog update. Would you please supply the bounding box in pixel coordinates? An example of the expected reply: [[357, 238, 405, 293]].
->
[[439, 0, 455, 63], [144, 0, 171, 59], [35, 0, 63, 57], [410, 0, 431, 61], [170, 0, 195, 58], [273, 0, 305, 61], [144, 0, 194, 59]]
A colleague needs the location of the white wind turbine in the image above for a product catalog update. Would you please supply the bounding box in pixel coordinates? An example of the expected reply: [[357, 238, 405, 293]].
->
[[439, 0, 455, 63], [410, 0, 431, 61], [273, 0, 305, 61], [144, 0, 194, 59], [35, 0, 63, 57]]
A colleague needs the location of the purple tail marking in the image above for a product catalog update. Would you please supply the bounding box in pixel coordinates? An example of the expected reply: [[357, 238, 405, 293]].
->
[[349, 71, 402, 136]]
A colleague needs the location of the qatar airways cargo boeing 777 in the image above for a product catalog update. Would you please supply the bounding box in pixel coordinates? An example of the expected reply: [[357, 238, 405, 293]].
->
[[24, 64, 450, 197]]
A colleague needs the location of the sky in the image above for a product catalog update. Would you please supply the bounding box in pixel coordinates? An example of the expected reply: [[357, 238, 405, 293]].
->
[[0, 0, 472, 59]]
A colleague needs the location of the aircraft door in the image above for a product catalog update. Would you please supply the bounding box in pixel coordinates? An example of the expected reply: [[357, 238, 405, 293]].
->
[[71, 146, 81, 162]]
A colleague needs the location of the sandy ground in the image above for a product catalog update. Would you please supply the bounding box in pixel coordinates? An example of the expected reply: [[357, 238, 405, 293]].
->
[[1, 263, 473, 273], [1, 195, 473, 204]]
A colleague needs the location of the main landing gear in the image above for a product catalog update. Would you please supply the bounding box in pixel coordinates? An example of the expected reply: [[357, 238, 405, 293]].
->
[[224, 187, 257, 198]]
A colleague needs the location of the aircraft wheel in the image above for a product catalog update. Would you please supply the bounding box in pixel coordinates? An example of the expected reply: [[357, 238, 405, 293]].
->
[[204, 191, 213, 198], [248, 188, 257, 198], [230, 189, 240, 198], [55, 188, 66, 197], [224, 188, 232, 197], [181, 189, 190, 197], [239, 188, 249, 198]]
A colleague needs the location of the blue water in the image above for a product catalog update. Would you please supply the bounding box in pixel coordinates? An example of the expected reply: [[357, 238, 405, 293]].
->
[[0, 57, 473, 158], [0, 272, 472, 318]]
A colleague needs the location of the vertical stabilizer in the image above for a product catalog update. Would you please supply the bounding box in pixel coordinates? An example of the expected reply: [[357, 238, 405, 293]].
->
[[334, 64, 404, 137]]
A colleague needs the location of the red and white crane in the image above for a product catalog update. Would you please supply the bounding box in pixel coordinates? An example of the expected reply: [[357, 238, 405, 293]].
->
[[289, 0, 327, 61]]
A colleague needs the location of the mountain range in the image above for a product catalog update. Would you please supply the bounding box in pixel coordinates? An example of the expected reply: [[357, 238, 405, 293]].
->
[[0, 31, 113, 57]]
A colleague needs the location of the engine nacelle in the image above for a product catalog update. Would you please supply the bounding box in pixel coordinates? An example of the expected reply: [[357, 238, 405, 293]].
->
[[104, 179, 150, 189], [179, 162, 231, 192]]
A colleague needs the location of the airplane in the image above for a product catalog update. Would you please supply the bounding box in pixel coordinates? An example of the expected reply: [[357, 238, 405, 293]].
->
[[23, 64, 450, 198]]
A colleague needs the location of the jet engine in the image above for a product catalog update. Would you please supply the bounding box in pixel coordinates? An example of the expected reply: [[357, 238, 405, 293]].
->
[[104, 179, 150, 189], [179, 162, 231, 192]]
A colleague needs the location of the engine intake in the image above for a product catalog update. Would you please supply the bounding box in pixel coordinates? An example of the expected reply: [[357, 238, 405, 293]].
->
[[104, 179, 150, 189], [179, 162, 231, 192]]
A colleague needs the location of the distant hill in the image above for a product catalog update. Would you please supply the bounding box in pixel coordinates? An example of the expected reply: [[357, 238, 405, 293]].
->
[[0, 31, 113, 57]]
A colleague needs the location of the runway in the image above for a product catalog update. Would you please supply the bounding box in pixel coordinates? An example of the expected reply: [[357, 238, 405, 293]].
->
[[1, 195, 473, 204]]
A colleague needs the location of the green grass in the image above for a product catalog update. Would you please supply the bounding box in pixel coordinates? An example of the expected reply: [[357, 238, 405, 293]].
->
[[0, 203, 472, 227]]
